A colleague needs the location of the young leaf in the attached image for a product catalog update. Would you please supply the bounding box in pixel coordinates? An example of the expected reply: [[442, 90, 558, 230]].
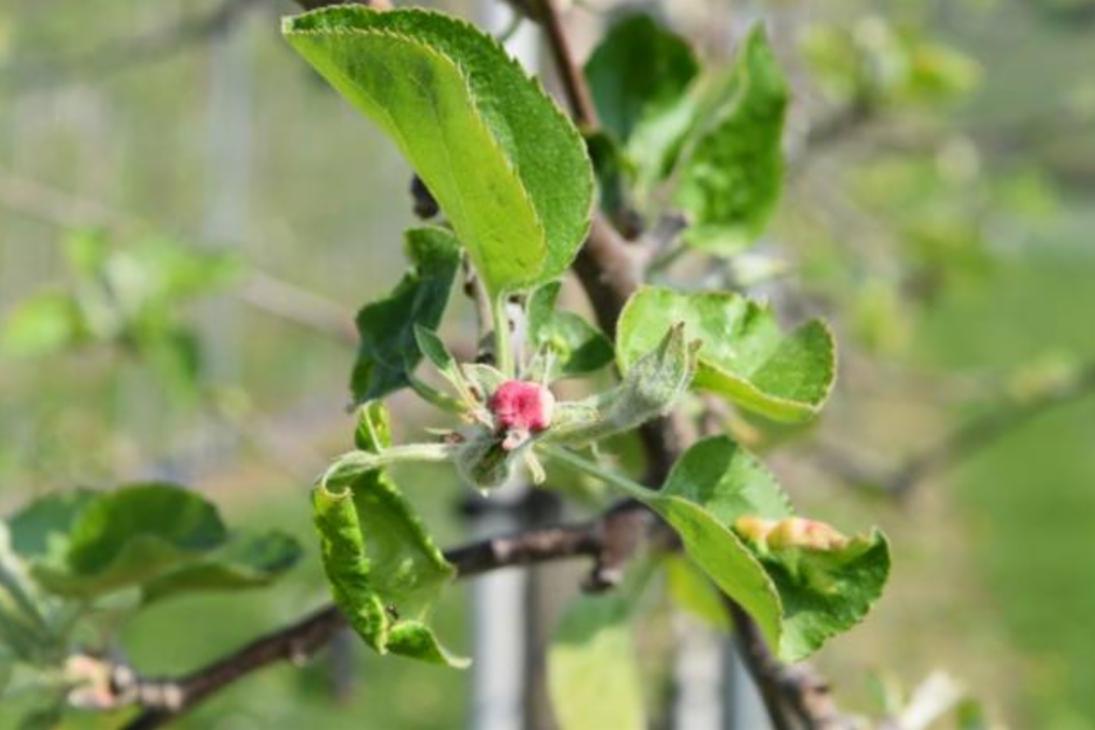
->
[[548, 592, 645, 730], [413, 324, 457, 378], [584, 13, 700, 186], [617, 287, 835, 423], [527, 282, 613, 381], [674, 25, 788, 254], [661, 439, 889, 660], [547, 323, 696, 446], [644, 491, 784, 651], [351, 227, 461, 404], [542, 440, 784, 649], [313, 402, 466, 667], [283, 7, 594, 297]]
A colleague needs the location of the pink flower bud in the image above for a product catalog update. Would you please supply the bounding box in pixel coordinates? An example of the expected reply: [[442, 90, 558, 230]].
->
[[489, 380, 555, 434]]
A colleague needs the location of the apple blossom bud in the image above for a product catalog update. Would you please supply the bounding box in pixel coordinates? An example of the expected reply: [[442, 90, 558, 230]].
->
[[489, 380, 555, 434]]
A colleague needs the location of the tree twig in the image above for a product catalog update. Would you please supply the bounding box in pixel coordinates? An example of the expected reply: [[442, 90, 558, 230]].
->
[[531, 0, 598, 129], [812, 361, 1095, 497], [120, 518, 608, 729]]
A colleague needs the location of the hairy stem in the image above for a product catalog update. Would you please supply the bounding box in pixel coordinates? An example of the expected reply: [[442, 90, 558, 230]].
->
[[538, 444, 652, 501], [319, 443, 454, 488]]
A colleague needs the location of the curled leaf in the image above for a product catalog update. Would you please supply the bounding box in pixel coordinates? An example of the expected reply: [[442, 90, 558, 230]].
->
[[313, 403, 467, 666]]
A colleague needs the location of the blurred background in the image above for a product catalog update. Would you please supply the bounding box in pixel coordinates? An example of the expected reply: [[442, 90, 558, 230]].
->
[[1, 0, 1093, 727]]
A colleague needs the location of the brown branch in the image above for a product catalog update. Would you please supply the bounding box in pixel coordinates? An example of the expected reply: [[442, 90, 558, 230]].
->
[[726, 600, 852, 730], [889, 362, 1095, 496], [812, 361, 1095, 497], [238, 272, 358, 346], [531, 0, 598, 129], [121, 519, 607, 729]]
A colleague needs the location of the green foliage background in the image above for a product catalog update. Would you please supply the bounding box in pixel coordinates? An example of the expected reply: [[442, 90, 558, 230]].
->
[[1, 0, 1094, 727]]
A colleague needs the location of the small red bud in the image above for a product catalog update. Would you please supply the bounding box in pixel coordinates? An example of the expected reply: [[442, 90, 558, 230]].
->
[[489, 380, 555, 434]]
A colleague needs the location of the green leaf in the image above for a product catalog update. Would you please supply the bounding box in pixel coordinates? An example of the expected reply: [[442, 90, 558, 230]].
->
[[548, 591, 645, 730], [351, 227, 461, 404], [140, 531, 302, 604], [644, 491, 784, 653], [585, 13, 700, 187], [413, 324, 457, 377], [0, 293, 85, 358], [31, 484, 226, 597], [545, 436, 889, 662], [6, 490, 97, 561], [542, 441, 783, 651], [617, 287, 835, 423], [0, 524, 55, 663], [25, 484, 299, 601], [662, 437, 888, 660], [313, 402, 466, 666], [284, 7, 594, 297], [661, 435, 792, 522], [527, 282, 613, 381], [674, 25, 788, 254]]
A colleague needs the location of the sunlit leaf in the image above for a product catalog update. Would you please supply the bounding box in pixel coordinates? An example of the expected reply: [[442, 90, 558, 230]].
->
[[284, 7, 594, 297], [675, 25, 787, 254], [617, 287, 835, 423], [548, 591, 645, 730], [664, 555, 729, 631], [351, 227, 461, 404]]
